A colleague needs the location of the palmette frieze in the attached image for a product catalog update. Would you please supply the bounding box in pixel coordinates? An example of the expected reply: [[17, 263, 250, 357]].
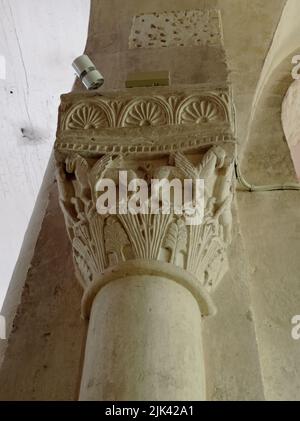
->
[[55, 88, 235, 157], [57, 86, 234, 131]]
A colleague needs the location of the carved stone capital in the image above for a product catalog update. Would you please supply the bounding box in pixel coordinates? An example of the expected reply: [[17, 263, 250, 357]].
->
[[55, 86, 236, 317]]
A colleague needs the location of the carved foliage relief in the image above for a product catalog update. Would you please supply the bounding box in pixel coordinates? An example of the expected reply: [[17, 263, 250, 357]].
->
[[57, 147, 234, 294]]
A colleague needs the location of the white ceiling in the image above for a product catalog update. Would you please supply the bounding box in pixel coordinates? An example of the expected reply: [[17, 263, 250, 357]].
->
[[0, 0, 90, 307]]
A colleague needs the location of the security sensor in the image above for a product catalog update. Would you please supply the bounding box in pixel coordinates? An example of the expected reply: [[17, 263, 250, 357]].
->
[[72, 55, 104, 90]]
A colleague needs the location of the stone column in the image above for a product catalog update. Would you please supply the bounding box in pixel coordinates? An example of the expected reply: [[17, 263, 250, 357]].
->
[[55, 86, 235, 400], [80, 265, 207, 401]]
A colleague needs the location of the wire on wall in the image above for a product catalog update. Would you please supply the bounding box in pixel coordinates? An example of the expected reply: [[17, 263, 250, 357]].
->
[[235, 161, 300, 192]]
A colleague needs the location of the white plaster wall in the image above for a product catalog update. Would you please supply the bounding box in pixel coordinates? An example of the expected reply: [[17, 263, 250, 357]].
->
[[0, 0, 90, 308]]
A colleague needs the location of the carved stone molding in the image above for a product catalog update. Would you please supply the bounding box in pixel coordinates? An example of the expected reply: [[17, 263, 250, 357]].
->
[[62, 94, 230, 130], [57, 86, 234, 130], [55, 86, 236, 317], [56, 127, 234, 156], [59, 93, 231, 131], [55, 88, 235, 157]]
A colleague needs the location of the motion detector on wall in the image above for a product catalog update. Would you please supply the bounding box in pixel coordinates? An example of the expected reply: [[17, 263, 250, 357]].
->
[[72, 55, 104, 90]]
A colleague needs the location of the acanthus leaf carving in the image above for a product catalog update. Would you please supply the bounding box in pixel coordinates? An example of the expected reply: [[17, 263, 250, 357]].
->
[[57, 145, 234, 296], [104, 216, 130, 265], [117, 212, 173, 260], [164, 218, 188, 265]]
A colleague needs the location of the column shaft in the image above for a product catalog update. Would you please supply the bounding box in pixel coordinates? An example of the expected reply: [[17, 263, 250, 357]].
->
[[79, 275, 205, 401]]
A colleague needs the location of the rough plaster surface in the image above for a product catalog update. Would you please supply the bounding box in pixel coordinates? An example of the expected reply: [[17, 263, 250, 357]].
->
[[203, 207, 264, 401], [238, 191, 300, 401], [129, 9, 222, 49]]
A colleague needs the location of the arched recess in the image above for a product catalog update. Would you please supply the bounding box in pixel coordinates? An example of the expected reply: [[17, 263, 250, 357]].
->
[[250, 0, 300, 126], [241, 50, 298, 185], [241, 0, 300, 183]]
